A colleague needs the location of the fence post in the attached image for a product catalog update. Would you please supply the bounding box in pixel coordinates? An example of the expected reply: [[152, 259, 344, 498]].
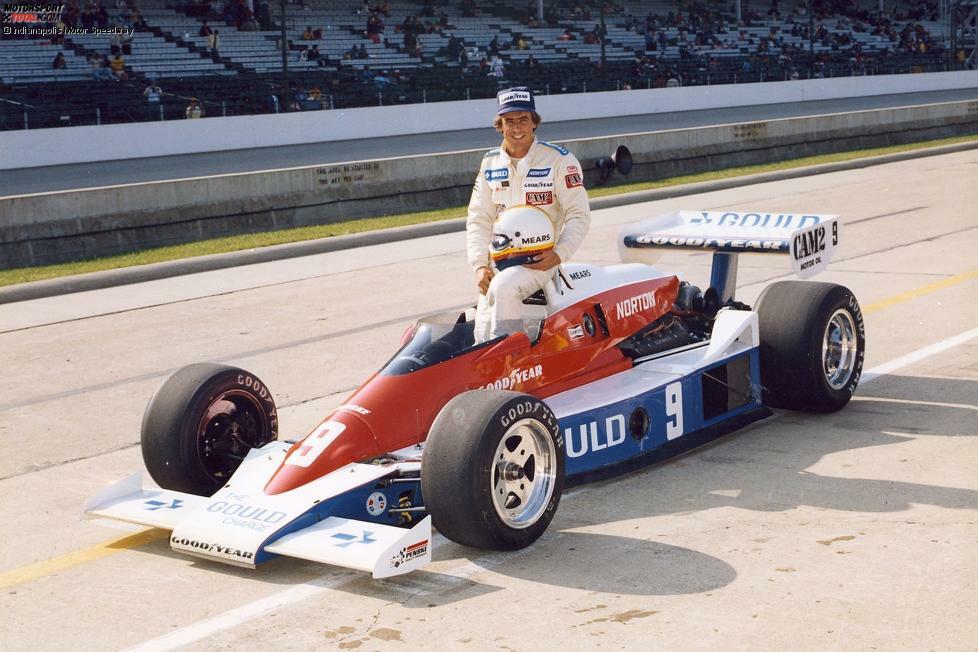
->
[[159, 104, 164, 121], [23, 111, 28, 130], [328, 94, 334, 110], [378, 91, 383, 106], [616, 79, 620, 90], [422, 88, 426, 103], [222, 101, 227, 116], [466, 87, 470, 100], [583, 80, 587, 92], [96, 107, 101, 125]]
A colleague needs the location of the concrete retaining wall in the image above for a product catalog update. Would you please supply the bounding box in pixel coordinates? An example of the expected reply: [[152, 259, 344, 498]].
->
[[2, 71, 978, 170], [3, 98, 978, 268]]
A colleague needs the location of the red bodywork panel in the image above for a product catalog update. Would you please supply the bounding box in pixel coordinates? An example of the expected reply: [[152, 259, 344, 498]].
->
[[264, 276, 679, 494]]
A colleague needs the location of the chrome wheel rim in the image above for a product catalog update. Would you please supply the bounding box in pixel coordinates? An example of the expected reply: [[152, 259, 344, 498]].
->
[[491, 418, 557, 529], [822, 309, 858, 390]]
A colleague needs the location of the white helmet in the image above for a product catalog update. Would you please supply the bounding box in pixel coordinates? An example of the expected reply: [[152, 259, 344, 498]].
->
[[490, 206, 555, 271]]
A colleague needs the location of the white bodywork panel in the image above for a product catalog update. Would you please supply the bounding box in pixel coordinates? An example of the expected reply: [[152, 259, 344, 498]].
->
[[546, 309, 757, 418], [84, 442, 429, 576], [266, 515, 432, 579], [546, 262, 677, 312], [84, 472, 207, 530]]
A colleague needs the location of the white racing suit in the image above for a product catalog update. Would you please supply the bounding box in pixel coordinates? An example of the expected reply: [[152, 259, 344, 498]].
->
[[466, 138, 591, 341]]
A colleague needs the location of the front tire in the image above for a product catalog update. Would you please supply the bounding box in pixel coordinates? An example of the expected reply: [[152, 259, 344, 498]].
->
[[141, 363, 278, 495], [422, 390, 564, 550], [754, 281, 865, 412]]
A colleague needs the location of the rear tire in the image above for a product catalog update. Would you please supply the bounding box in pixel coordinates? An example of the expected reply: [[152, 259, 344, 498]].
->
[[422, 390, 564, 550], [754, 281, 865, 412], [141, 363, 278, 495]]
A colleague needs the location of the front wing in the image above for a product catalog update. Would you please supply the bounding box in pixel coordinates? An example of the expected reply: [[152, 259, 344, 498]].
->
[[84, 448, 432, 578]]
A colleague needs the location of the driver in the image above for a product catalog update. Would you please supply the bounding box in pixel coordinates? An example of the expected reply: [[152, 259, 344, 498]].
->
[[466, 86, 591, 342]]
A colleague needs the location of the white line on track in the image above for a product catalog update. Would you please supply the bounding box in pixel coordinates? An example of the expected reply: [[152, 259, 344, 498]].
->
[[123, 325, 978, 651], [860, 325, 978, 383]]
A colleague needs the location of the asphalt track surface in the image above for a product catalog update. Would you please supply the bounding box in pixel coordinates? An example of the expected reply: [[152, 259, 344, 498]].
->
[[1, 149, 976, 650], [3, 87, 978, 196]]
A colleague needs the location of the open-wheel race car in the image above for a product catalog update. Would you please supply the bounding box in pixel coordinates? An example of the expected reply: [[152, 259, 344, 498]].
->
[[85, 209, 865, 577]]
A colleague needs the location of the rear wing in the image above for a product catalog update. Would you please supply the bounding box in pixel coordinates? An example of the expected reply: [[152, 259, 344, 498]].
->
[[618, 210, 841, 300]]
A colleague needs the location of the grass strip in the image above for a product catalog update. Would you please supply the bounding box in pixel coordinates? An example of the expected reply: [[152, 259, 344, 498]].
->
[[2, 133, 976, 288]]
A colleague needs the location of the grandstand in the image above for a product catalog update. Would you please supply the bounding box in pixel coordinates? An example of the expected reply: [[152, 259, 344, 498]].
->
[[0, 0, 960, 131]]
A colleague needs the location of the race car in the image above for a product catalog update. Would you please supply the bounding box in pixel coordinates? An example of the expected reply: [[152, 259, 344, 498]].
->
[[85, 209, 865, 578]]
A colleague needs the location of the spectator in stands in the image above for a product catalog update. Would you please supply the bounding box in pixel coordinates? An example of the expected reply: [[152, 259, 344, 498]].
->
[[90, 54, 113, 80], [144, 81, 162, 120], [132, 8, 147, 29], [460, 0, 477, 18], [110, 53, 127, 80], [358, 44, 369, 59], [208, 29, 221, 56], [255, 1, 271, 30], [185, 98, 204, 119], [491, 55, 504, 78], [513, 34, 528, 50], [525, 54, 539, 69], [221, 0, 239, 27], [559, 28, 575, 41], [366, 14, 384, 43], [52, 52, 67, 70], [307, 44, 321, 63], [488, 36, 500, 55], [404, 29, 418, 53], [302, 26, 315, 40], [199, 20, 212, 37], [459, 46, 469, 68]]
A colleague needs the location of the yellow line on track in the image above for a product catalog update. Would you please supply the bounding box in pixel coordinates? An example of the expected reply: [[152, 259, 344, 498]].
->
[[862, 269, 978, 314], [0, 528, 168, 590], [2, 267, 977, 590]]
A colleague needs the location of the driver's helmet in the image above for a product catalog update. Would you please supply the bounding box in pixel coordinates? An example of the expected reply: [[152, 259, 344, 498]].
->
[[490, 205, 555, 271]]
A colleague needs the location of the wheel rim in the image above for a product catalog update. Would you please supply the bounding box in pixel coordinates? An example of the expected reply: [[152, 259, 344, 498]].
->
[[491, 418, 557, 529], [822, 309, 858, 390], [196, 390, 270, 482]]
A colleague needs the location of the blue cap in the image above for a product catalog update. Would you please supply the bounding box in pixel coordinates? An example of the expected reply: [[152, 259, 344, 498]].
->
[[496, 87, 535, 115]]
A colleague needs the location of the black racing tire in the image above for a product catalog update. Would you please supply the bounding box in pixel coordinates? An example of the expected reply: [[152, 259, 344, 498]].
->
[[754, 281, 865, 412], [422, 390, 564, 550], [141, 363, 278, 496]]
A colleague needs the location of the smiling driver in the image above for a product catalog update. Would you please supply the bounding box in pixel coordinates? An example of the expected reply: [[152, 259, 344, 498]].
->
[[466, 86, 591, 342]]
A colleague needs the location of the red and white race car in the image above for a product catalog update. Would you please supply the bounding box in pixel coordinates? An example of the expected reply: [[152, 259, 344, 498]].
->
[[86, 209, 864, 577]]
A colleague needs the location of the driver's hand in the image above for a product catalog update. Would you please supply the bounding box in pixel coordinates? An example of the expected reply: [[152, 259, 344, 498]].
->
[[525, 250, 561, 271], [475, 266, 494, 295]]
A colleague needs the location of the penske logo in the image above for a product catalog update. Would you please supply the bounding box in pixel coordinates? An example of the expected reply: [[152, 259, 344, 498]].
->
[[615, 291, 656, 319]]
